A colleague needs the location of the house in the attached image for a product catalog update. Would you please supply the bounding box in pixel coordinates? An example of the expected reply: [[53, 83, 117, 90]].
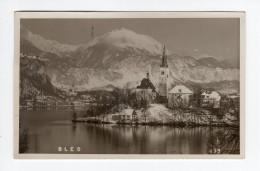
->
[[227, 94, 239, 100], [135, 72, 156, 108], [201, 91, 221, 108], [25, 99, 34, 108], [226, 94, 240, 114], [111, 109, 137, 122], [132, 109, 138, 121], [168, 85, 193, 109], [68, 83, 77, 96]]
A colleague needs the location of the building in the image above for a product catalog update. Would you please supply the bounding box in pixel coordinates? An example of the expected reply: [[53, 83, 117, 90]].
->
[[226, 93, 240, 114], [157, 45, 169, 103], [132, 109, 137, 121], [201, 91, 221, 108], [68, 83, 77, 96], [111, 109, 137, 122], [70, 83, 75, 93], [227, 94, 239, 100], [135, 72, 156, 108], [25, 99, 34, 108], [168, 85, 194, 109]]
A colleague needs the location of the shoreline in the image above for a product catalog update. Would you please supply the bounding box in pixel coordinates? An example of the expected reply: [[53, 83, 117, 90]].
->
[[72, 104, 239, 128], [71, 117, 239, 128]]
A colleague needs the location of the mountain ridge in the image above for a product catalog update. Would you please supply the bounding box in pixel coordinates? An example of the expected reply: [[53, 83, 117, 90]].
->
[[20, 26, 240, 93], [21, 26, 79, 57]]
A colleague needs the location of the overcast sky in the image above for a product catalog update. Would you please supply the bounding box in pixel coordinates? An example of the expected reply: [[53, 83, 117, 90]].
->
[[21, 18, 239, 62]]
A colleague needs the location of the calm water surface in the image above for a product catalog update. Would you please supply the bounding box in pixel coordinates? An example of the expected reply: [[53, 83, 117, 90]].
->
[[20, 109, 239, 154]]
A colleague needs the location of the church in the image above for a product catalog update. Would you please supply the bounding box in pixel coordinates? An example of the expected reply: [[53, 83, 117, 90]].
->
[[135, 45, 194, 109], [135, 72, 157, 108], [135, 45, 169, 107]]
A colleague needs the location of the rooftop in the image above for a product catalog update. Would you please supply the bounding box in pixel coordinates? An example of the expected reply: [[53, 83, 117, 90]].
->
[[168, 85, 193, 94], [136, 73, 156, 91], [201, 91, 221, 100]]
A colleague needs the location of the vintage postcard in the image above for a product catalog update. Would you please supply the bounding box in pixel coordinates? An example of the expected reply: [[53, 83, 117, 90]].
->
[[14, 12, 245, 159]]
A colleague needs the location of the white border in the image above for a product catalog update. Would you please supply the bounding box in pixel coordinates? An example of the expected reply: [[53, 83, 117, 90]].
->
[[13, 12, 245, 160], [1, 0, 259, 170]]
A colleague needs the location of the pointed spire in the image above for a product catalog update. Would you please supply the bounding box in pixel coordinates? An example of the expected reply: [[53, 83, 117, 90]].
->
[[91, 26, 94, 38], [163, 44, 166, 56], [146, 71, 150, 79], [160, 44, 168, 68]]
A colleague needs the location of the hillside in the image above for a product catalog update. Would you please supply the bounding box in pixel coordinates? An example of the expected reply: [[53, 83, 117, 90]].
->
[[19, 55, 63, 103], [20, 27, 240, 93], [21, 26, 79, 57]]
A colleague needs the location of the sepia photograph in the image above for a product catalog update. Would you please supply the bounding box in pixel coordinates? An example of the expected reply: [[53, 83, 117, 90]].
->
[[14, 12, 245, 158]]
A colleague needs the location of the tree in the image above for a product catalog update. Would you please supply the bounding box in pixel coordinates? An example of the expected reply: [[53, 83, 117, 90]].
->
[[111, 87, 120, 105], [158, 111, 165, 124], [141, 107, 150, 124], [193, 87, 202, 108], [72, 111, 78, 121]]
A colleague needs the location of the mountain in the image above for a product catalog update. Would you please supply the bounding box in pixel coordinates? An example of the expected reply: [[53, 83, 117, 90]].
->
[[21, 26, 79, 57], [197, 57, 238, 69], [19, 54, 63, 103], [20, 27, 240, 93], [20, 38, 43, 56], [70, 28, 164, 68]]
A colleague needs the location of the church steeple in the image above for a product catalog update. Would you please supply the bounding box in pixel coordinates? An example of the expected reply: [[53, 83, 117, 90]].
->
[[160, 45, 168, 68], [158, 44, 170, 99], [146, 71, 150, 79], [163, 44, 166, 56]]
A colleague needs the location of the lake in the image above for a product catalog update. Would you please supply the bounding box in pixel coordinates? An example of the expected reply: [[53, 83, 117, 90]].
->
[[19, 109, 239, 154]]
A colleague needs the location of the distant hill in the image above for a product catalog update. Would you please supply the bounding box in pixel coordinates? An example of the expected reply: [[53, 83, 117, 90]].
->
[[198, 57, 238, 69]]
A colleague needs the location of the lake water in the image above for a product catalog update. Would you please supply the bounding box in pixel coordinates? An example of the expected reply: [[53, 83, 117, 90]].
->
[[20, 109, 239, 154]]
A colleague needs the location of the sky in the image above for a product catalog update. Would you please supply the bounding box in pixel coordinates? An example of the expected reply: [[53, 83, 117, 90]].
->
[[21, 18, 240, 62]]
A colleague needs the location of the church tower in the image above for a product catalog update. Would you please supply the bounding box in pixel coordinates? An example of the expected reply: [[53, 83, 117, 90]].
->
[[158, 45, 169, 100]]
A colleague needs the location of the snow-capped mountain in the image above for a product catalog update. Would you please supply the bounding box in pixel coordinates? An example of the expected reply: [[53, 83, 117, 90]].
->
[[20, 27, 240, 93], [85, 28, 163, 53], [70, 28, 165, 68], [21, 26, 79, 57]]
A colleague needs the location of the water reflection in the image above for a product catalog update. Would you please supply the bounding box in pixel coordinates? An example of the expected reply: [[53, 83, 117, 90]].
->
[[20, 110, 239, 154]]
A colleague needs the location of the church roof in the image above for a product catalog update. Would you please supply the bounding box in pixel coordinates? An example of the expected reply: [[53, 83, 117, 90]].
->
[[136, 78, 156, 91], [168, 85, 193, 94]]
